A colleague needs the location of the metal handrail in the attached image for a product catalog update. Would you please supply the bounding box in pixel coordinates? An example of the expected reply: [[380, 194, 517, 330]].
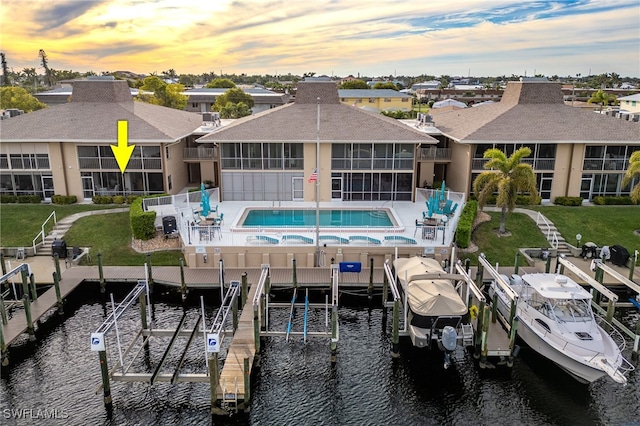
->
[[32, 210, 57, 254], [536, 211, 558, 249]]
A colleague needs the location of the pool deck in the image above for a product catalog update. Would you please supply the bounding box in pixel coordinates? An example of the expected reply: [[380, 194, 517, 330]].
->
[[149, 188, 464, 251]]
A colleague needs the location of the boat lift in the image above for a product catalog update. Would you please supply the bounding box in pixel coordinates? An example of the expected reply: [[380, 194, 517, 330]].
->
[[254, 263, 339, 360]]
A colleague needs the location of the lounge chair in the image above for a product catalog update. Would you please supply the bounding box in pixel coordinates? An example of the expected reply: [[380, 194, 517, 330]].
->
[[282, 234, 314, 244], [247, 235, 279, 245], [318, 235, 349, 244], [384, 235, 417, 245], [349, 236, 381, 245]]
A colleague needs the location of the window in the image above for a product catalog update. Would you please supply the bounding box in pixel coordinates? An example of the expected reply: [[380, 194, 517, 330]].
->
[[165, 146, 170, 159], [167, 175, 172, 191]]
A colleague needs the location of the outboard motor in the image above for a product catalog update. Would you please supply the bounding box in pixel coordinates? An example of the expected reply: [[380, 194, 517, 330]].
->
[[440, 326, 458, 369]]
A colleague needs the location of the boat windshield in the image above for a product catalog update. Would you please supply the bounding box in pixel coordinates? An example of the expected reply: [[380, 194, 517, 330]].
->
[[529, 292, 592, 322]]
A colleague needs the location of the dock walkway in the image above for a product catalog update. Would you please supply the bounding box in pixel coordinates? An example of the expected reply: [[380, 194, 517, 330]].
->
[[216, 283, 258, 400]]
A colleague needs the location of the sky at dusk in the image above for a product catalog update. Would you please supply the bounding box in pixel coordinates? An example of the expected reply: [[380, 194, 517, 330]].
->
[[1, 0, 639, 78]]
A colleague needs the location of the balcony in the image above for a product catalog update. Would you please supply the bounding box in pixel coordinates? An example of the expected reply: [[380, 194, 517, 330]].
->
[[184, 147, 218, 161], [472, 158, 556, 170], [417, 147, 452, 161]]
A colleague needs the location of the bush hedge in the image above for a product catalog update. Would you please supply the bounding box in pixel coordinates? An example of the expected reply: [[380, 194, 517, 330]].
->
[[126, 195, 139, 204], [472, 194, 541, 206], [129, 197, 156, 240], [455, 200, 478, 249], [593, 196, 636, 205], [92, 195, 113, 204], [0, 194, 17, 203], [113, 195, 125, 204], [52, 194, 78, 204], [553, 196, 582, 206], [17, 195, 41, 203]]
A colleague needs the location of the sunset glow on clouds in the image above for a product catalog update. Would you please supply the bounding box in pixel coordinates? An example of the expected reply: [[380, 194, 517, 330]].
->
[[1, 0, 638, 77]]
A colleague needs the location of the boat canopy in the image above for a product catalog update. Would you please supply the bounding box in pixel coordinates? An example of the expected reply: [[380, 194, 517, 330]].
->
[[394, 257, 467, 316]]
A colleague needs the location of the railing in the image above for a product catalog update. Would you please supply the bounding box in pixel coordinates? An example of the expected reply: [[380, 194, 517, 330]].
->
[[536, 212, 558, 249], [473, 158, 556, 171], [183, 147, 218, 160], [417, 147, 452, 161], [142, 188, 219, 211], [32, 211, 57, 254]]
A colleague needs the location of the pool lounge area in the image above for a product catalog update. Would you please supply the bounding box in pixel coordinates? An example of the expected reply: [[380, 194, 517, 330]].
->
[[145, 187, 465, 269]]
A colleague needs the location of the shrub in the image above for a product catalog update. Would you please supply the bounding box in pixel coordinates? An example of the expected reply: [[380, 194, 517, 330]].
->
[[472, 194, 541, 206], [126, 195, 139, 204], [455, 200, 478, 249], [129, 197, 156, 240], [92, 195, 113, 204], [17, 195, 41, 203], [553, 196, 583, 206], [113, 195, 125, 204], [592, 196, 636, 205], [52, 194, 77, 204], [0, 194, 17, 203]]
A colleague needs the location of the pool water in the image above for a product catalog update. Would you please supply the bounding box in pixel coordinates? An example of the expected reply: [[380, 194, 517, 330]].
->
[[242, 209, 393, 227]]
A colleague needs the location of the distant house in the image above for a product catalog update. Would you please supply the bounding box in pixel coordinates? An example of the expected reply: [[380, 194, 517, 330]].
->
[[617, 93, 640, 114], [338, 89, 413, 111], [183, 87, 289, 114]]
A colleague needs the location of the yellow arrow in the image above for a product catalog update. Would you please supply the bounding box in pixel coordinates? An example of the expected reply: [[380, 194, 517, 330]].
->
[[111, 120, 135, 174]]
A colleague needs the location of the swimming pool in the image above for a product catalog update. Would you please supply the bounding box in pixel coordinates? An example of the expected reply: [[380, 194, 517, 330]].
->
[[240, 208, 395, 227]]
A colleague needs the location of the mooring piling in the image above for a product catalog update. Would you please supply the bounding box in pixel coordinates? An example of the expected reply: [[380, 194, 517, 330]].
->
[[241, 272, 248, 307], [368, 257, 374, 302], [21, 268, 29, 302], [474, 302, 485, 359], [52, 271, 63, 311], [507, 317, 519, 367], [22, 294, 35, 341], [514, 252, 520, 274], [146, 254, 154, 287], [330, 305, 338, 363], [97, 253, 105, 293], [179, 258, 187, 302], [545, 255, 552, 273], [391, 298, 400, 358], [292, 258, 297, 289], [243, 357, 250, 405], [0, 287, 7, 325], [53, 253, 61, 283], [0, 252, 6, 275], [98, 350, 112, 408], [29, 273, 37, 302], [208, 352, 219, 414]]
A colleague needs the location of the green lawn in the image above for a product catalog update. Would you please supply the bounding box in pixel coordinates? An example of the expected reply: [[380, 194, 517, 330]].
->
[[63, 212, 184, 266], [0, 204, 123, 247], [460, 212, 550, 266]]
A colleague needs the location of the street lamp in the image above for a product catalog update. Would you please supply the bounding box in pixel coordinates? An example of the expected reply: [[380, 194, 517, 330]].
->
[[441, 215, 448, 245], [576, 233, 582, 247]]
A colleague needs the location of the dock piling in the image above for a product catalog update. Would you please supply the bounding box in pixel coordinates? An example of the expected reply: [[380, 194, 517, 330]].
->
[[139, 293, 148, 331], [208, 353, 219, 414], [241, 273, 248, 307], [243, 357, 250, 408], [146, 254, 154, 287], [29, 273, 37, 301], [292, 258, 297, 289], [253, 305, 260, 353], [330, 305, 338, 363], [53, 253, 61, 283], [368, 258, 374, 302], [232, 290, 238, 332], [630, 250, 638, 281], [23, 294, 35, 341], [0, 286, 7, 325], [0, 252, 6, 275], [179, 258, 187, 302], [507, 317, 519, 367], [52, 271, 63, 312], [479, 304, 490, 368], [97, 253, 105, 293], [98, 350, 112, 408], [391, 299, 400, 358], [474, 302, 485, 359], [21, 268, 30, 302], [0, 321, 6, 366], [514, 252, 520, 274]]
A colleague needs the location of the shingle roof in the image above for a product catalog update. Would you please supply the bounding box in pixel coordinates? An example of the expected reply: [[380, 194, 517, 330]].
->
[[0, 80, 202, 142], [432, 81, 640, 142], [198, 81, 437, 143]]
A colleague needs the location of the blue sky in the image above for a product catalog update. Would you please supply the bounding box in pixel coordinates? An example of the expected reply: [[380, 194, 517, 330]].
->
[[1, 0, 638, 77]]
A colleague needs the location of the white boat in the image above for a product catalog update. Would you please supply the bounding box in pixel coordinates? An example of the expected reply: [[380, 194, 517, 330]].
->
[[394, 257, 468, 367], [489, 272, 633, 384]]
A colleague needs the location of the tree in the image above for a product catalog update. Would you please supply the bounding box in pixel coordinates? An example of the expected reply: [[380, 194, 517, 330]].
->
[[1, 53, 10, 86], [473, 147, 538, 234], [339, 79, 368, 89], [587, 89, 614, 112], [206, 78, 236, 88], [372, 82, 398, 90], [212, 88, 254, 118], [622, 150, 640, 204], [138, 75, 187, 110], [0, 87, 47, 112]]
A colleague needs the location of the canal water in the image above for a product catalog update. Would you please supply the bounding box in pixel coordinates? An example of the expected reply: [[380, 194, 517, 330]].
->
[[1, 283, 639, 425]]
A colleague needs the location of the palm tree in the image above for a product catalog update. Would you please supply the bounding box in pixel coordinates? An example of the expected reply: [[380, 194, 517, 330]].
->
[[473, 147, 538, 234], [622, 150, 640, 204], [587, 89, 613, 112]]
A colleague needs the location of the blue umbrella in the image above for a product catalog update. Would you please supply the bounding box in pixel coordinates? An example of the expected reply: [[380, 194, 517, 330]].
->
[[200, 183, 211, 217]]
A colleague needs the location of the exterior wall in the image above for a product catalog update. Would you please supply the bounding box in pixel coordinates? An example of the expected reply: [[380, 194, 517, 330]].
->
[[63, 142, 83, 199], [417, 161, 435, 188], [48, 142, 68, 196], [619, 98, 640, 113], [339, 96, 411, 111], [163, 139, 189, 194], [304, 142, 332, 202], [447, 142, 472, 195]]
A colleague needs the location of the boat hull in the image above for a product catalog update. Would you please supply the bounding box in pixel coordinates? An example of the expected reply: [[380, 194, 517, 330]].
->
[[518, 319, 606, 383]]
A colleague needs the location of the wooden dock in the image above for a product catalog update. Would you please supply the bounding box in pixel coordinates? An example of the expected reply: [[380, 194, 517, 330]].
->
[[2, 274, 84, 346], [216, 283, 258, 400]]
